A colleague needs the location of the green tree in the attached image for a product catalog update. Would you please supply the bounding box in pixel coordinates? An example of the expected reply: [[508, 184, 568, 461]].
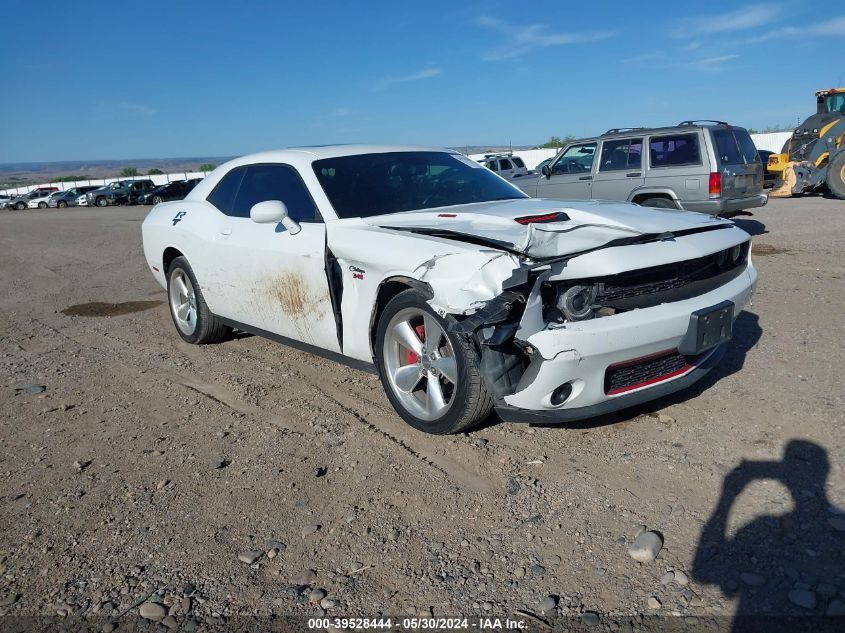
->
[[198, 163, 216, 172], [119, 167, 138, 177], [539, 135, 575, 149], [147, 168, 163, 175]]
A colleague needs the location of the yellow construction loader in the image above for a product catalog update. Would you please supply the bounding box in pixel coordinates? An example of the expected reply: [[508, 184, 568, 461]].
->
[[767, 87, 845, 199]]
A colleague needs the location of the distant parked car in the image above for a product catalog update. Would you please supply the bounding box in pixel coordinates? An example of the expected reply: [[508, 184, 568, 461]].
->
[[6, 187, 59, 210], [86, 179, 156, 207], [477, 153, 529, 180], [27, 191, 63, 209], [48, 186, 101, 208], [136, 179, 201, 205], [0, 194, 14, 208], [516, 122, 767, 215]]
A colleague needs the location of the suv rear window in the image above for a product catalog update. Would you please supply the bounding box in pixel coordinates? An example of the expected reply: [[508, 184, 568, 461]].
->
[[649, 134, 700, 167], [712, 128, 758, 165]]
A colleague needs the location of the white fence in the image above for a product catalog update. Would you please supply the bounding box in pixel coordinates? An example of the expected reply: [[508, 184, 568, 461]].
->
[[750, 132, 791, 153]]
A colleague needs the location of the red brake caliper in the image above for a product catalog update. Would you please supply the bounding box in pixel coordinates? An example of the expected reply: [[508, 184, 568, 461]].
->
[[406, 325, 426, 365]]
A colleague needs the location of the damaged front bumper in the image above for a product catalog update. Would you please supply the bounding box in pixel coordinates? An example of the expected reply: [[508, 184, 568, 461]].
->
[[492, 265, 757, 423]]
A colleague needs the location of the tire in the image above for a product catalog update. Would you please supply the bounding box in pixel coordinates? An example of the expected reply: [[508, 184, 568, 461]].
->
[[375, 289, 493, 434], [38, 202, 47, 208], [826, 151, 845, 200], [166, 256, 230, 344], [15, 202, 25, 210], [152, 195, 163, 205], [639, 197, 677, 209], [58, 200, 67, 208], [96, 197, 108, 207]]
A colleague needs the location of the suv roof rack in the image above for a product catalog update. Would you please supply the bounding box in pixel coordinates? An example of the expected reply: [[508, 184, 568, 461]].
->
[[483, 151, 513, 158], [603, 127, 646, 135], [678, 120, 728, 126]]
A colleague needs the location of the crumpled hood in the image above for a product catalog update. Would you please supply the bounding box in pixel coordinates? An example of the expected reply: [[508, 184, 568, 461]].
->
[[365, 198, 733, 258]]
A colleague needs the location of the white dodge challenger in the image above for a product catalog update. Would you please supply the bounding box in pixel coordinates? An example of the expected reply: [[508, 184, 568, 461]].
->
[[142, 145, 757, 434]]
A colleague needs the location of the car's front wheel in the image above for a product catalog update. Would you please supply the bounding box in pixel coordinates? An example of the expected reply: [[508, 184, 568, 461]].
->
[[38, 202, 47, 208], [57, 200, 67, 208], [375, 289, 493, 434], [152, 195, 163, 205], [96, 197, 108, 207], [166, 256, 230, 344]]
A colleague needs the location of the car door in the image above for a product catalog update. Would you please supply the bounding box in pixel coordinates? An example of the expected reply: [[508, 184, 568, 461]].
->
[[498, 157, 514, 179], [591, 137, 645, 201], [534, 142, 597, 200], [201, 163, 341, 352]]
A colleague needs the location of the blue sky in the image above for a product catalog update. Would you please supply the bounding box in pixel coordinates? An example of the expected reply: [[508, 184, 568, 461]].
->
[[1, 0, 843, 162]]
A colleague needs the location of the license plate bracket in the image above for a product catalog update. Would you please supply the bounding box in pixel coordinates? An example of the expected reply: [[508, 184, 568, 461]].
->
[[678, 300, 734, 355]]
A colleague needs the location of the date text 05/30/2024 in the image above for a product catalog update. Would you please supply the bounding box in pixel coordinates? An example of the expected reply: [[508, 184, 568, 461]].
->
[[308, 617, 528, 630]]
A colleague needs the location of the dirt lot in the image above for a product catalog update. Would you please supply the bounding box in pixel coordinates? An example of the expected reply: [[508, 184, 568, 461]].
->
[[1, 197, 844, 632]]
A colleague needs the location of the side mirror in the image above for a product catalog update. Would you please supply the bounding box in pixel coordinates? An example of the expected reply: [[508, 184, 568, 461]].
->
[[249, 200, 301, 235], [541, 164, 551, 179]]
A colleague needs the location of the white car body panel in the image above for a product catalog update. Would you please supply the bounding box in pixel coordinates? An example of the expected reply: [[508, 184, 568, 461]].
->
[[142, 145, 757, 424]]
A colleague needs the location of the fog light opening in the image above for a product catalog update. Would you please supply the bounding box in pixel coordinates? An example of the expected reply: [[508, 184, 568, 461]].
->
[[550, 382, 573, 407]]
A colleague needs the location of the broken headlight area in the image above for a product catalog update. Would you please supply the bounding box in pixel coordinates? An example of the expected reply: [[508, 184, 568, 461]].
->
[[450, 290, 535, 400], [542, 241, 750, 323]]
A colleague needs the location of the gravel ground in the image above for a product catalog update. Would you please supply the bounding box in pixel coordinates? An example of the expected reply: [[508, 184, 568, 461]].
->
[[1, 196, 844, 632]]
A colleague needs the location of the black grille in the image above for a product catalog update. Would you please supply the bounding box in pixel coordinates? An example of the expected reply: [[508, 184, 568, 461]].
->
[[605, 351, 693, 395]]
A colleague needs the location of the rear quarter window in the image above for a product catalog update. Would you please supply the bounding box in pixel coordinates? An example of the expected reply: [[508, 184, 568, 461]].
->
[[649, 133, 701, 167]]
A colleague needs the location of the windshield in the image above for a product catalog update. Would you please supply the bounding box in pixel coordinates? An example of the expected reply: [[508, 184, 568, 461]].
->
[[825, 93, 845, 114], [312, 151, 527, 218]]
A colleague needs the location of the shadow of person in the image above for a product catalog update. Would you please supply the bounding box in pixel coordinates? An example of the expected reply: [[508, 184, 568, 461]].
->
[[692, 440, 845, 632]]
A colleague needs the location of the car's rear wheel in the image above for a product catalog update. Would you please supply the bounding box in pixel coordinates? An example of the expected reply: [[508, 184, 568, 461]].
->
[[166, 256, 230, 344], [96, 197, 108, 207], [375, 289, 493, 434], [640, 197, 677, 209], [57, 200, 67, 208], [38, 202, 47, 208]]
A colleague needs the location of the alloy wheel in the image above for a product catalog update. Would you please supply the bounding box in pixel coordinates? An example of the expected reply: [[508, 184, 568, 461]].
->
[[382, 308, 458, 421], [168, 269, 198, 336]]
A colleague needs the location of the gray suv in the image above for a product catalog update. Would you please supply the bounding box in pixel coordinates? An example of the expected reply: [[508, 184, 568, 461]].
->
[[517, 121, 767, 215]]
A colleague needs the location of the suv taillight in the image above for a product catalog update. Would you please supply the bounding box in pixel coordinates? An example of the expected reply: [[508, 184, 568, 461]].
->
[[709, 172, 722, 197]]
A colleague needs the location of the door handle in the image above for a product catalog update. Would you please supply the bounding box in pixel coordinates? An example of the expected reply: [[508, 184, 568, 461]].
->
[[626, 172, 642, 177], [220, 228, 232, 236], [579, 175, 592, 181]]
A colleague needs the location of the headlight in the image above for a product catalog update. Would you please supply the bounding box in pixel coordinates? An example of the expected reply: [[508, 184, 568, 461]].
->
[[730, 244, 742, 263], [556, 285, 597, 321]]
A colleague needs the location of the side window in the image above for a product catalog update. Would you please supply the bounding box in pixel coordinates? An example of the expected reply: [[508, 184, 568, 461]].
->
[[512, 157, 525, 168], [599, 138, 643, 171], [649, 134, 701, 167], [232, 164, 318, 222], [207, 166, 246, 215], [552, 143, 597, 174], [488, 161, 498, 172], [499, 158, 513, 171]]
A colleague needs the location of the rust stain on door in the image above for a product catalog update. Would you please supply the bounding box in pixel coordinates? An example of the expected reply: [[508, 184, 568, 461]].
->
[[267, 272, 323, 317]]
